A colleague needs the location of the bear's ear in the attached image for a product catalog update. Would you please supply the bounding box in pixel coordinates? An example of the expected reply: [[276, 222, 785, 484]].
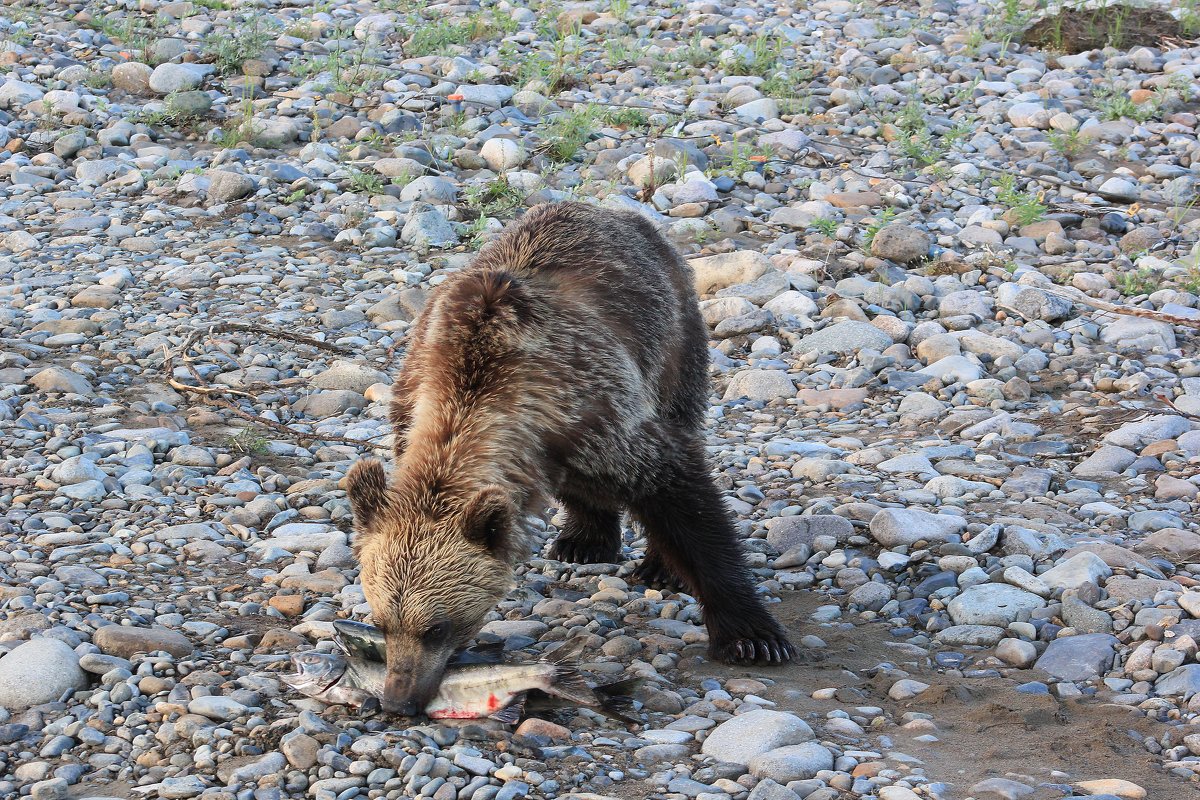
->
[[461, 485, 516, 558], [346, 459, 392, 542]]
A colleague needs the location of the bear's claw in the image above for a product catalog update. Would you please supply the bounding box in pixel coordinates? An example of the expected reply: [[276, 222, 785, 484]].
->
[[711, 631, 802, 665], [549, 536, 619, 565]]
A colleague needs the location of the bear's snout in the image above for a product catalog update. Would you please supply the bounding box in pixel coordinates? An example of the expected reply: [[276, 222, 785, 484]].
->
[[382, 659, 444, 716]]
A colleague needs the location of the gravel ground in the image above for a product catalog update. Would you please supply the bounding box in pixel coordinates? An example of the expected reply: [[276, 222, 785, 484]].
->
[[2, 0, 1200, 799]]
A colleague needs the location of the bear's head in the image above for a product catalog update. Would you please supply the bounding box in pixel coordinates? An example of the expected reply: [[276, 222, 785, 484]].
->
[[345, 458, 521, 715]]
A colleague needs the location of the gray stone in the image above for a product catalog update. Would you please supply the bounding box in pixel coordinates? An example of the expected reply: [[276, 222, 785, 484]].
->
[[998, 285, 1072, 322], [1061, 591, 1112, 634], [296, 390, 366, 418], [148, 63, 208, 94], [50, 456, 105, 485], [401, 209, 459, 250], [0, 78, 44, 108], [936, 628, 1003, 647], [158, 776, 206, 799], [1037, 552, 1112, 591], [793, 321, 893, 356], [1097, 177, 1139, 202], [700, 709, 814, 765], [481, 137, 527, 171], [455, 84, 514, 109], [747, 779, 803, 800], [399, 176, 458, 204], [1155, 664, 1200, 699], [938, 290, 994, 319], [93, 625, 193, 658], [188, 695, 251, 721], [765, 515, 853, 551], [733, 97, 779, 122], [112, 62, 152, 93], [30, 367, 92, 394], [1103, 415, 1191, 450], [848, 581, 894, 610], [1007, 102, 1051, 128], [1073, 446, 1137, 476], [723, 369, 795, 401], [1034, 634, 1117, 682], [1099, 316, 1175, 350], [691, 251, 771, 294], [0, 639, 87, 710], [948, 584, 1045, 626], [869, 224, 931, 263], [869, 508, 966, 548], [969, 777, 1036, 800], [996, 638, 1038, 668], [748, 742, 833, 782], [207, 170, 255, 204]]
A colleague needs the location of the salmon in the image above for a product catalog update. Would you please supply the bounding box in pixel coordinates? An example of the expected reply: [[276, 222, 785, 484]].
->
[[282, 628, 638, 723]]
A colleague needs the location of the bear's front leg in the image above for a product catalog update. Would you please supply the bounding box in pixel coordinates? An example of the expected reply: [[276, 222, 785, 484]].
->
[[548, 502, 622, 564], [630, 452, 797, 665]]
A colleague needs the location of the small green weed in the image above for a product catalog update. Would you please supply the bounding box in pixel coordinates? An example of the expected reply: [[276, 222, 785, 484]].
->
[[464, 174, 526, 218], [1094, 86, 1159, 123], [127, 91, 208, 127], [538, 105, 598, 162], [1047, 128, 1083, 159], [681, 31, 710, 67], [706, 141, 771, 179], [205, 14, 274, 74], [995, 174, 1047, 225], [864, 208, 898, 249], [226, 429, 270, 455], [728, 32, 777, 77], [347, 169, 385, 195], [1180, 264, 1200, 294], [810, 218, 838, 237], [601, 106, 649, 130], [1116, 266, 1159, 296]]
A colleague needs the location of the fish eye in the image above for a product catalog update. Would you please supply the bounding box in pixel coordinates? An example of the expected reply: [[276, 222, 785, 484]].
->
[[423, 621, 451, 643]]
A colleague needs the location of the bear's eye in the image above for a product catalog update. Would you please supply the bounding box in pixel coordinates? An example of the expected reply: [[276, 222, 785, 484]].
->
[[423, 621, 451, 643]]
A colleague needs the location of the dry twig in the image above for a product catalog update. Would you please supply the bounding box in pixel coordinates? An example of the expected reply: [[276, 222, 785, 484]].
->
[[162, 325, 387, 449]]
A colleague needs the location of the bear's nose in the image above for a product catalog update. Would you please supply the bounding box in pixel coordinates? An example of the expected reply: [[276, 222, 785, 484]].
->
[[382, 697, 419, 716]]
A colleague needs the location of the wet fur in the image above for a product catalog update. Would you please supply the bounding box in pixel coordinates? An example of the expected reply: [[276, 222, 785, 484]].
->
[[348, 202, 794, 709]]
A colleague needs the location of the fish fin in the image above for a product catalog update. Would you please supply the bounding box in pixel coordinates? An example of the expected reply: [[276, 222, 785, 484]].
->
[[593, 678, 645, 724], [595, 677, 645, 697], [542, 638, 599, 707], [489, 695, 526, 724], [450, 640, 507, 666], [333, 620, 387, 662]]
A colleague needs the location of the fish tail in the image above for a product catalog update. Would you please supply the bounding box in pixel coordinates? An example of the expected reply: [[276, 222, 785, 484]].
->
[[593, 677, 645, 724], [541, 638, 599, 706]]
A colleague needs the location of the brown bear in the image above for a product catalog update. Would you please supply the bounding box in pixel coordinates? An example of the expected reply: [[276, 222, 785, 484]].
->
[[346, 201, 796, 715]]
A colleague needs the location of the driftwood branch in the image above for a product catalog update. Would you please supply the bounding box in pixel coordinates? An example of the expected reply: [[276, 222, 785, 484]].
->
[[1042, 285, 1200, 331], [162, 326, 387, 450]]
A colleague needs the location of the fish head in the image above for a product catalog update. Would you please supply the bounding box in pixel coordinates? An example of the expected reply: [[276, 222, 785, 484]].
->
[[345, 461, 522, 716], [285, 651, 347, 696]]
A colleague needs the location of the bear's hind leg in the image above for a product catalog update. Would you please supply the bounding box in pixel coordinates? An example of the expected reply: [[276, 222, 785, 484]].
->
[[631, 549, 682, 591], [549, 501, 622, 565], [630, 450, 796, 665]]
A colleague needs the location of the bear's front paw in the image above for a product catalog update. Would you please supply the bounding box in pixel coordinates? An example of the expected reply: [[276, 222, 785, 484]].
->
[[549, 536, 619, 565], [710, 630, 801, 665]]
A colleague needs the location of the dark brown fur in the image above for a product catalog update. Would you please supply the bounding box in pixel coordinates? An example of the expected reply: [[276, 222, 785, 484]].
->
[[347, 201, 795, 714]]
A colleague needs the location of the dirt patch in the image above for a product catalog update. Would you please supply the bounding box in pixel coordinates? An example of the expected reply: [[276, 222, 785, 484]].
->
[[1023, 5, 1186, 54], [685, 592, 1183, 798]]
